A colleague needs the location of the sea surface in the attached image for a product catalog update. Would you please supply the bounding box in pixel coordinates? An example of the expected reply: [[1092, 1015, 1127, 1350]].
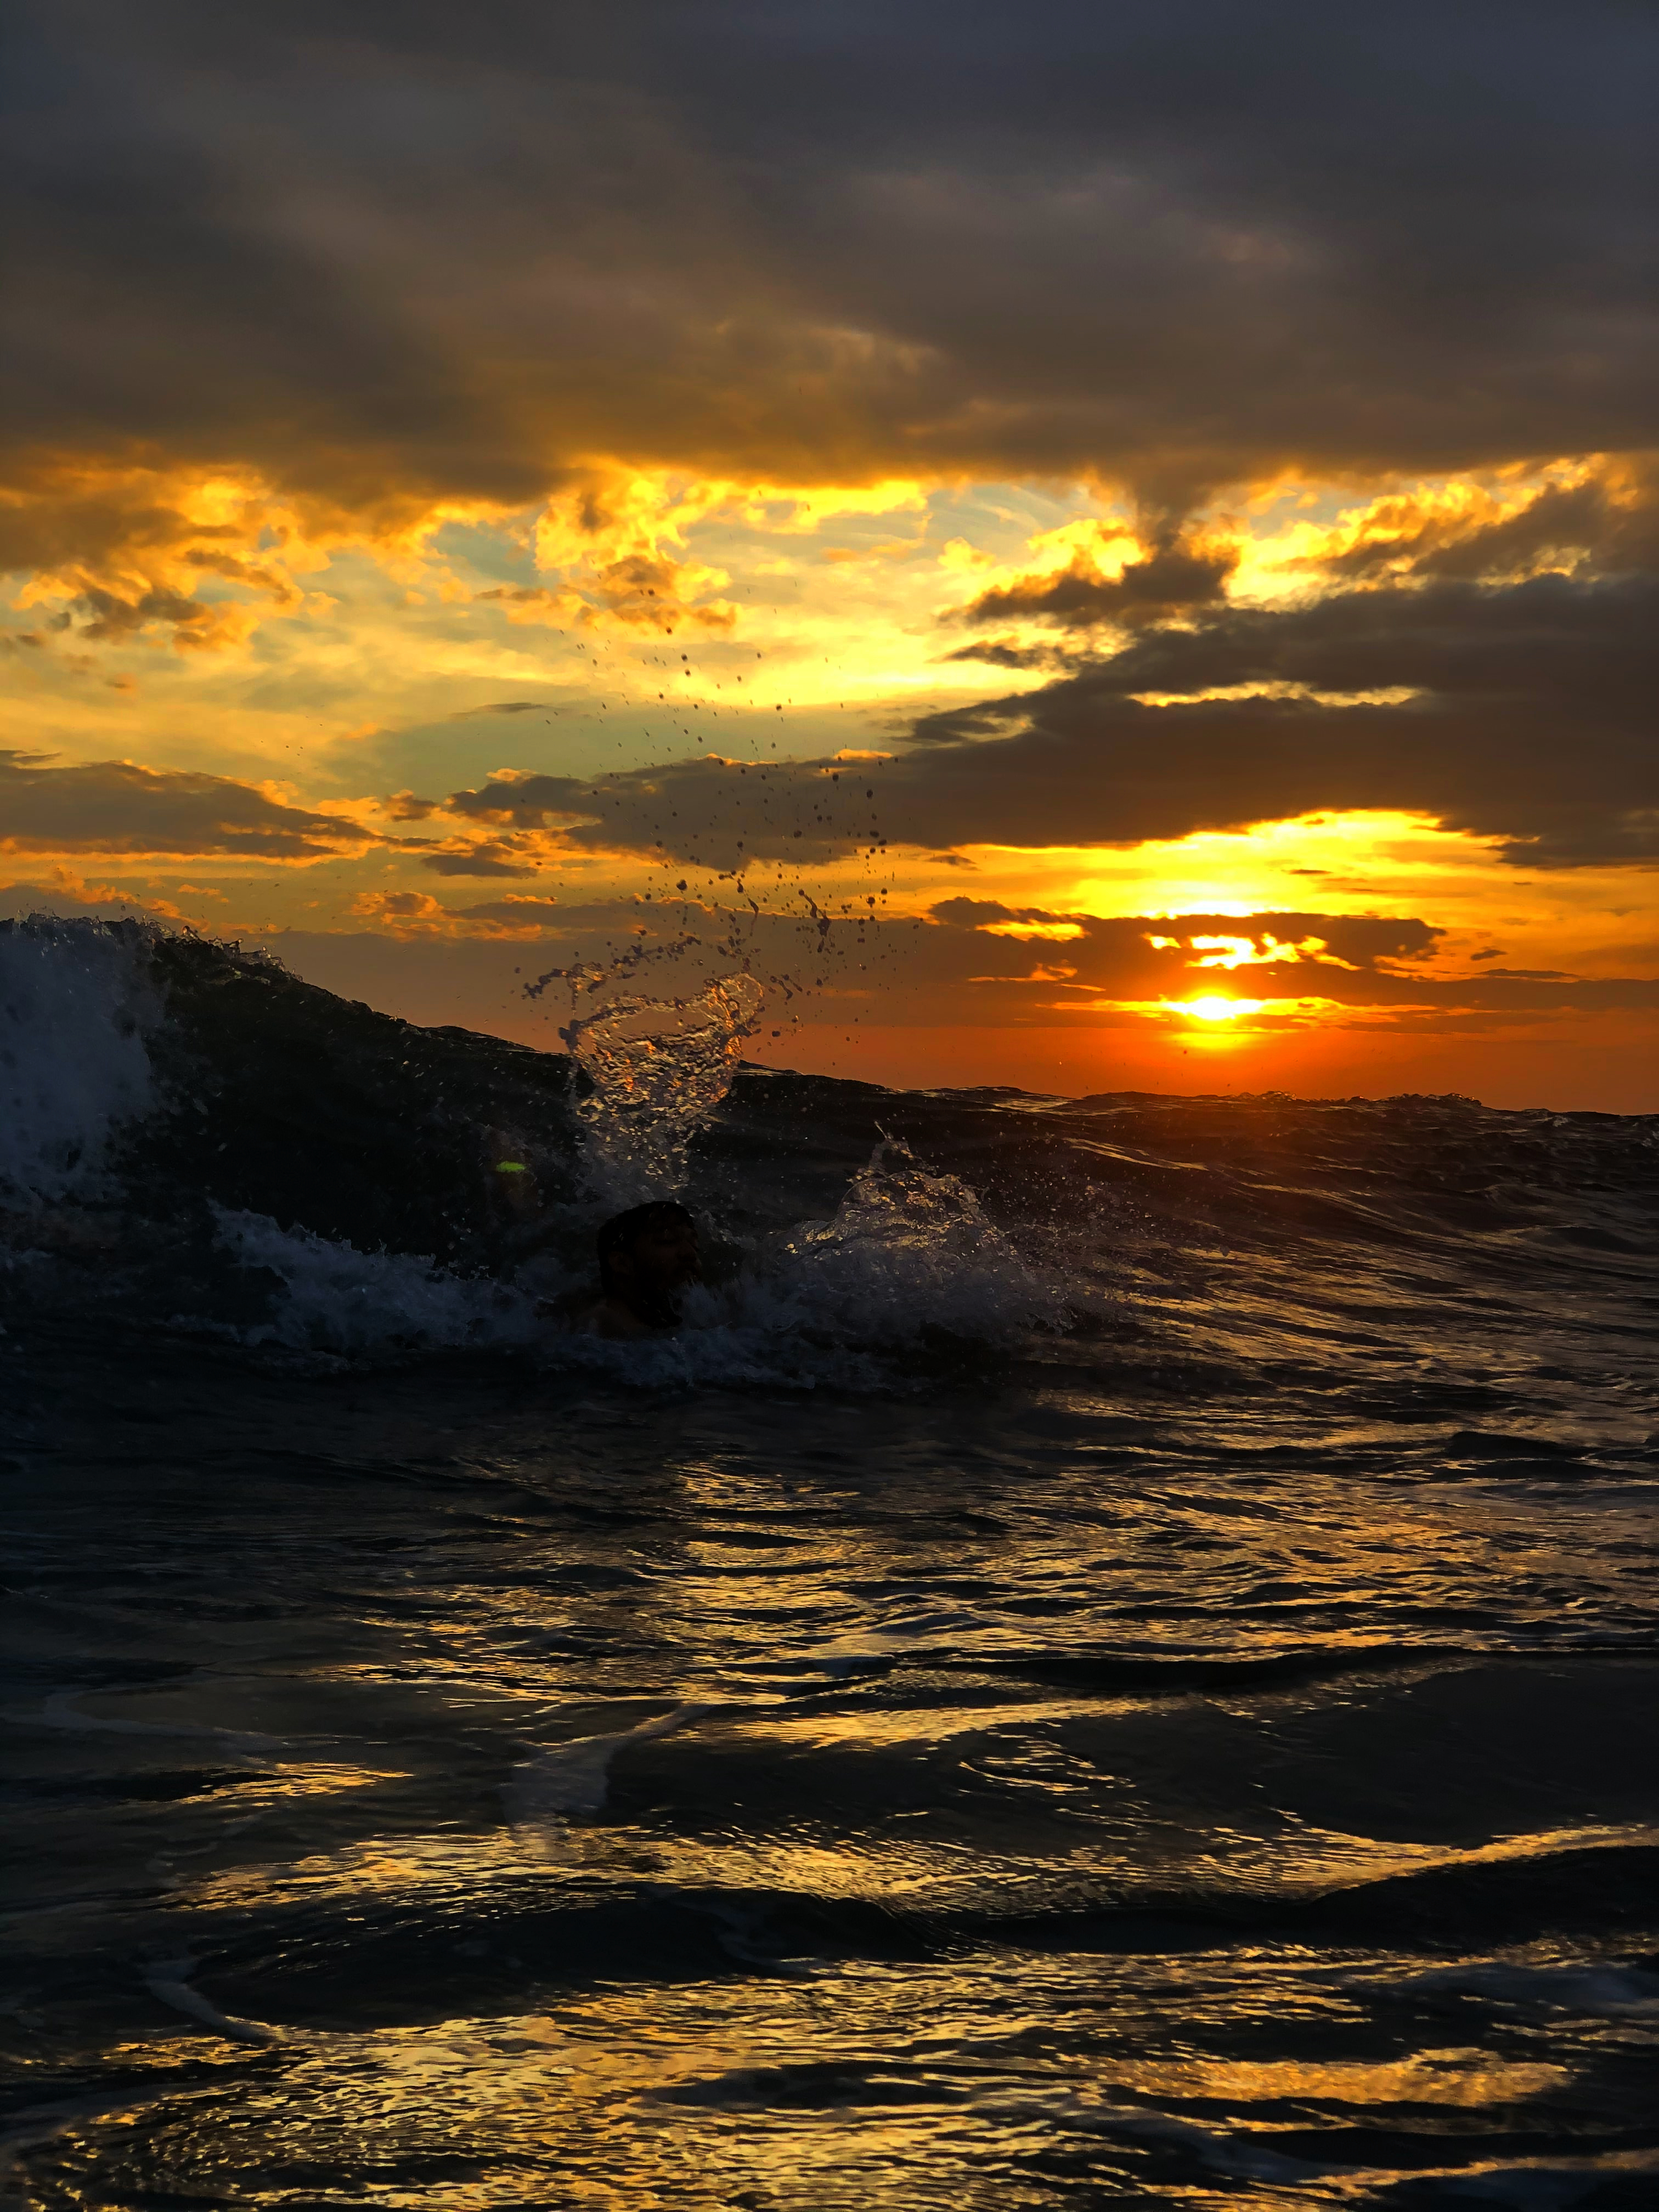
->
[[3, 917, 1658, 2210]]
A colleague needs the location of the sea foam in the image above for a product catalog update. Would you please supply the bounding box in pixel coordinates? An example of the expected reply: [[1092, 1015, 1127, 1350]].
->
[[0, 918, 157, 1204]]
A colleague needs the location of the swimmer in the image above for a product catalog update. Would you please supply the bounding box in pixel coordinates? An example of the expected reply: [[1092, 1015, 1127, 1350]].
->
[[580, 1201, 703, 1338]]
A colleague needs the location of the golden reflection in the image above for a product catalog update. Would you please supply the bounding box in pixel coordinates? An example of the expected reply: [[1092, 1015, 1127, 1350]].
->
[[81, 1950, 1599, 2210], [1107, 2049, 1569, 2107]]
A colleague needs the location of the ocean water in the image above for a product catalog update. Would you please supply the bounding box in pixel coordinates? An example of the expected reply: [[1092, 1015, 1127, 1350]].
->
[[3, 916, 1658, 2211]]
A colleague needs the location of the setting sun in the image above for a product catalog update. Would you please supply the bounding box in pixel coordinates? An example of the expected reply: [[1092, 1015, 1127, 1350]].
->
[[1172, 995, 1267, 1022]]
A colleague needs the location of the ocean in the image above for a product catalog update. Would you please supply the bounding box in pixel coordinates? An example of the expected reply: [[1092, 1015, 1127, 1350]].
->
[[4, 915, 1657, 2210]]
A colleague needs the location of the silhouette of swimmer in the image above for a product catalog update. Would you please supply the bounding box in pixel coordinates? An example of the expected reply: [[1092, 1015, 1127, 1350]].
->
[[581, 1201, 703, 1339]]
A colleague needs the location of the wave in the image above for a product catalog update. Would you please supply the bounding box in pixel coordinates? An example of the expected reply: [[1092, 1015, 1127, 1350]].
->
[[3, 916, 1656, 1396], [0, 917, 158, 1202]]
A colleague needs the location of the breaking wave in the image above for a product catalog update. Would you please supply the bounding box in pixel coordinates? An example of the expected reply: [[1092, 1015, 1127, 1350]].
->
[[2, 915, 1655, 1413]]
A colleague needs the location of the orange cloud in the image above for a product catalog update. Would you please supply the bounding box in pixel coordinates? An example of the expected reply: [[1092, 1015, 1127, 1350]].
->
[[344, 887, 562, 940], [508, 464, 919, 634], [348, 889, 450, 933], [0, 455, 514, 656], [2, 461, 320, 653], [477, 554, 736, 636]]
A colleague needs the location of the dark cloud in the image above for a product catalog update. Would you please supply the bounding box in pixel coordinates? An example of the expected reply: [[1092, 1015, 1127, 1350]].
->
[[427, 568, 1657, 871], [905, 572, 1658, 867], [929, 900, 1442, 972], [441, 757, 894, 872], [940, 640, 1069, 671], [0, 749, 378, 860], [419, 845, 537, 878], [0, 479, 162, 578], [453, 896, 561, 922], [1324, 479, 1607, 583], [957, 540, 1235, 629], [10, 2, 1654, 905], [911, 903, 1470, 1014], [1316, 469, 1659, 585], [3, 0, 1655, 529]]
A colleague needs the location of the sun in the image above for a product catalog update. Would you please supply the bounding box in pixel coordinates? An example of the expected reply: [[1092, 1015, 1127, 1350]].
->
[[1172, 995, 1267, 1022]]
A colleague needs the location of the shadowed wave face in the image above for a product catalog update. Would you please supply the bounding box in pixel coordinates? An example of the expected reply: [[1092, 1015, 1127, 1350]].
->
[[4, 917, 1658, 2209]]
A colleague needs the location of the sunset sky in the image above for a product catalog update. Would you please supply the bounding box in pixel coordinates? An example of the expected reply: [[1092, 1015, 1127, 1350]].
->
[[4, 3, 1655, 1107]]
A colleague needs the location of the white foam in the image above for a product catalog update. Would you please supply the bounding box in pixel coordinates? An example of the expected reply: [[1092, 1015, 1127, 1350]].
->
[[201, 1137, 1066, 1383], [504, 1703, 707, 1853], [144, 1956, 280, 2045], [0, 918, 157, 1203], [213, 1208, 540, 1356], [552, 1139, 1066, 1384]]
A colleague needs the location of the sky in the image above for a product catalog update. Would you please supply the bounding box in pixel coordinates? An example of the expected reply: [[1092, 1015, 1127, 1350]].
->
[[3, 1, 1656, 1107]]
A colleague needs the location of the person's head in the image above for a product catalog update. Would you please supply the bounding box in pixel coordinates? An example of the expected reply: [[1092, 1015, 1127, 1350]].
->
[[596, 1201, 702, 1322]]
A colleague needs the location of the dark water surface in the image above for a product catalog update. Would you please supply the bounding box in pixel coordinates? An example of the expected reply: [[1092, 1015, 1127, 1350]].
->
[[3, 922, 1658, 2209]]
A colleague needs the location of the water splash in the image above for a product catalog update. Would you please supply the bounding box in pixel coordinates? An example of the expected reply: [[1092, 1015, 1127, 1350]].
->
[[560, 965, 765, 1200], [0, 917, 157, 1204], [811, 1136, 999, 1248], [212, 1208, 539, 1356], [782, 1137, 1068, 1341]]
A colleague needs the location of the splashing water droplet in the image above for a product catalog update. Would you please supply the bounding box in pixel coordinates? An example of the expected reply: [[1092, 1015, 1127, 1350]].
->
[[563, 968, 765, 1199], [778, 1137, 1066, 1341], [811, 1137, 992, 1250]]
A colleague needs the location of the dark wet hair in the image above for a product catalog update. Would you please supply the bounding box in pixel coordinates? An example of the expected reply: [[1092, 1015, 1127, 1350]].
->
[[597, 1201, 696, 1294]]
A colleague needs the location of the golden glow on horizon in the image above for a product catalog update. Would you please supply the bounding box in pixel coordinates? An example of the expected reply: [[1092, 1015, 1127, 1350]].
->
[[1169, 995, 1267, 1022], [1083, 992, 1352, 1036], [2, 446, 1654, 1112]]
